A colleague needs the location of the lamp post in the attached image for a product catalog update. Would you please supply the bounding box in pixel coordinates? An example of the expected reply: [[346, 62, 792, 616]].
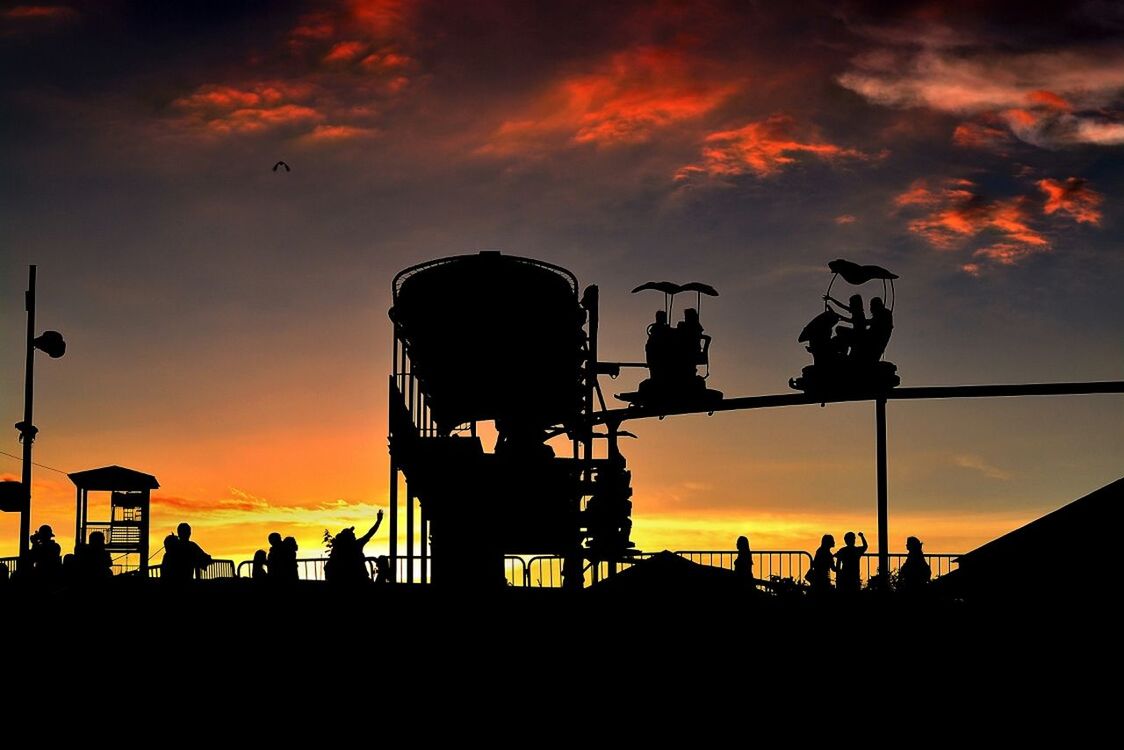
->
[[16, 265, 65, 563]]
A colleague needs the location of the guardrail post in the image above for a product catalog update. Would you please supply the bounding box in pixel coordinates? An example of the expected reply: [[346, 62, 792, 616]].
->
[[389, 463, 399, 580], [420, 503, 428, 584], [406, 492, 414, 584], [876, 397, 889, 587]]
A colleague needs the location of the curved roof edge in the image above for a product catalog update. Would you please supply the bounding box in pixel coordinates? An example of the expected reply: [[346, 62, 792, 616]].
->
[[392, 251, 579, 301]]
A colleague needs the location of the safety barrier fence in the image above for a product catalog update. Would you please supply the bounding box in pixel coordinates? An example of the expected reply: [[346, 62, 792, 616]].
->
[[4, 551, 959, 589], [147, 559, 236, 580]]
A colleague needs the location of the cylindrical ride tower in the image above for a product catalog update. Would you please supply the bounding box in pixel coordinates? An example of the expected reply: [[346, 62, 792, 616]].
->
[[389, 252, 611, 587]]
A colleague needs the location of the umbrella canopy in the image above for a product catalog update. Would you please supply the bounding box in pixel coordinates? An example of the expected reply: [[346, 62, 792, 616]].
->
[[631, 281, 720, 296], [631, 281, 683, 295], [679, 281, 719, 296], [828, 258, 898, 284]]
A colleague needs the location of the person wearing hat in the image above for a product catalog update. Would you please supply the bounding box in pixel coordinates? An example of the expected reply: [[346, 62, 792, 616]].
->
[[29, 523, 62, 580]]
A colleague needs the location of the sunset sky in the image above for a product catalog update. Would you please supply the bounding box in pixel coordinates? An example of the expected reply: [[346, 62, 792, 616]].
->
[[1, 0, 1121, 565]]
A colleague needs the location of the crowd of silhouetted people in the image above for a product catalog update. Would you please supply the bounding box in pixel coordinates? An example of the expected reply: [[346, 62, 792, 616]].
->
[[243, 511, 392, 585], [3, 512, 936, 597], [726, 529, 933, 596], [0, 509, 395, 589], [800, 530, 931, 594], [0, 524, 115, 585]]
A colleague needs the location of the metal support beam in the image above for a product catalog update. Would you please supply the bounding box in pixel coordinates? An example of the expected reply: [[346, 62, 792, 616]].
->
[[406, 491, 415, 583], [19, 266, 36, 562], [420, 503, 428, 584], [74, 488, 82, 554], [875, 398, 889, 586], [389, 464, 398, 578], [595, 380, 1124, 425]]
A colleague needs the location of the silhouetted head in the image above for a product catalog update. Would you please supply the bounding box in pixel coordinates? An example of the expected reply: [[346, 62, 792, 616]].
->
[[177, 523, 191, 541], [655, 310, 667, 326], [284, 536, 298, 551], [736, 535, 750, 554], [849, 295, 863, 312], [268, 532, 282, 547], [871, 297, 885, 312], [253, 549, 267, 564], [844, 531, 856, 546], [376, 555, 391, 573], [684, 308, 699, 324], [37, 524, 54, 539], [164, 534, 177, 548], [89, 531, 105, 548], [821, 534, 835, 548], [335, 527, 356, 546], [906, 536, 923, 553]]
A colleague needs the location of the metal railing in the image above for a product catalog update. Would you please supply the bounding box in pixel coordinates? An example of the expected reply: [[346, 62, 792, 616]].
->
[[147, 559, 236, 580], [82, 521, 142, 547], [217, 550, 960, 589], [233, 556, 528, 586], [861, 553, 960, 583], [521, 550, 816, 588], [0, 555, 17, 577], [393, 555, 526, 586], [236, 557, 380, 581], [674, 550, 815, 582]]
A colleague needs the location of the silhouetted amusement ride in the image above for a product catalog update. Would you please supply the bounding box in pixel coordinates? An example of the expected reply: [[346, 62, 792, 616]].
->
[[790, 259, 900, 397], [616, 281, 723, 410], [382, 250, 1123, 592], [4, 256, 1123, 612], [388, 252, 637, 587]]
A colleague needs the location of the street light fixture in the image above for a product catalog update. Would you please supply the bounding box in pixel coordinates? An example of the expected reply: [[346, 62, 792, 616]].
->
[[15, 265, 66, 563]]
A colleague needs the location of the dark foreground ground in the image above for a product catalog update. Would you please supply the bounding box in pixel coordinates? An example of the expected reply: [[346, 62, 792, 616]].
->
[[1, 578, 1117, 729], [2, 578, 1115, 658]]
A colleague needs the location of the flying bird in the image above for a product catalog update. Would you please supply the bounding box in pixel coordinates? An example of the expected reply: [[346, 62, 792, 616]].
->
[[272, 161, 291, 172]]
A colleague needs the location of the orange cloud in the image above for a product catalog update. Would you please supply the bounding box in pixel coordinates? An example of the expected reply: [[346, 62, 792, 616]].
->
[[907, 195, 1046, 251], [1026, 90, 1071, 112], [301, 124, 379, 142], [896, 178, 1052, 270], [348, 0, 415, 38], [1001, 107, 1038, 128], [896, 174, 1105, 272], [154, 492, 267, 514], [835, 214, 858, 225], [894, 178, 940, 207], [972, 243, 1041, 267], [173, 82, 314, 112], [484, 45, 737, 155], [953, 121, 1011, 149], [170, 1, 417, 141], [677, 114, 870, 179], [2, 5, 76, 20], [1038, 177, 1103, 225], [172, 83, 325, 135], [323, 40, 368, 64], [290, 15, 337, 44], [360, 50, 410, 72]]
